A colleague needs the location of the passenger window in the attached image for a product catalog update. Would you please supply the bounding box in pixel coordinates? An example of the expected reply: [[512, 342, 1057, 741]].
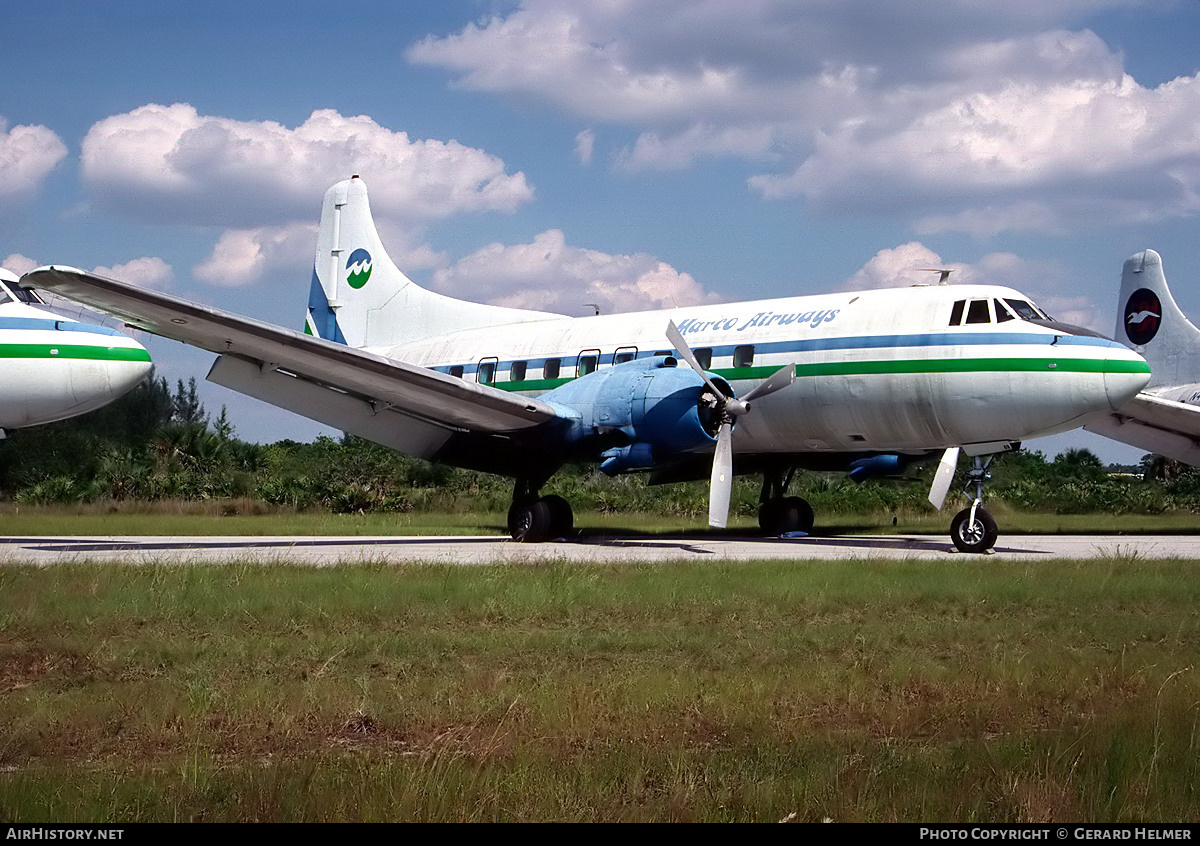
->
[[695, 348, 713, 370], [965, 300, 991, 324], [477, 358, 498, 385], [510, 361, 527, 381], [733, 345, 755, 368], [449, 365, 464, 379], [543, 358, 561, 380], [577, 350, 600, 377], [614, 346, 637, 364], [950, 300, 965, 326]]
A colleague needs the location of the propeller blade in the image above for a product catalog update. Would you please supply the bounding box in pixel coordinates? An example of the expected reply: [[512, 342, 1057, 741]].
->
[[928, 447, 960, 510], [666, 320, 729, 399], [740, 363, 795, 405], [709, 421, 734, 528]]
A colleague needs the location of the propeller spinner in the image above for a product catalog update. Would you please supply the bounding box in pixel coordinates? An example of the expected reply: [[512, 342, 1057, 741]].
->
[[666, 321, 795, 528]]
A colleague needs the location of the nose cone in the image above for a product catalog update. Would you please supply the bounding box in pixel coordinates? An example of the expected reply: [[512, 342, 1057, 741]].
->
[[1105, 345, 1151, 410], [65, 326, 154, 415]]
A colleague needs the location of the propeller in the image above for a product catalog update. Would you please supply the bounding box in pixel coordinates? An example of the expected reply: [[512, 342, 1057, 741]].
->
[[927, 447, 960, 510], [666, 321, 795, 528]]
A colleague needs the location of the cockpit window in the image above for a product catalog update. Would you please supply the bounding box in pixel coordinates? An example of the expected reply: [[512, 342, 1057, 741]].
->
[[2, 283, 42, 304], [1004, 298, 1044, 320], [994, 299, 1015, 322], [965, 299, 991, 324], [0, 289, 11, 306]]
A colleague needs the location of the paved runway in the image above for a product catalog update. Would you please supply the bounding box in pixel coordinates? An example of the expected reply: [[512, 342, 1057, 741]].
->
[[3, 532, 1200, 565]]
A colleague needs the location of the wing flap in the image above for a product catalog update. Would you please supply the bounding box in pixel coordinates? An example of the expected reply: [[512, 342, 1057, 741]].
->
[[1085, 392, 1200, 464], [25, 266, 558, 435]]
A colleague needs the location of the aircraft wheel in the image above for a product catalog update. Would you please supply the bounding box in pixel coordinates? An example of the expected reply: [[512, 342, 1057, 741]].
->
[[540, 494, 574, 538], [758, 499, 782, 534], [758, 496, 815, 535], [950, 507, 998, 553], [508, 499, 554, 542], [778, 496, 815, 534]]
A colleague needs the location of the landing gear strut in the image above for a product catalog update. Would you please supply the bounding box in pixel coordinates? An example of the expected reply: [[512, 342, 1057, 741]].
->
[[950, 454, 999, 553], [507, 479, 574, 542], [757, 465, 815, 535]]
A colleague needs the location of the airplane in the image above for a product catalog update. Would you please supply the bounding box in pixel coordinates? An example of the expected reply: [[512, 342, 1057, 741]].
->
[[1084, 249, 1200, 465], [24, 177, 1151, 552], [0, 266, 151, 437]]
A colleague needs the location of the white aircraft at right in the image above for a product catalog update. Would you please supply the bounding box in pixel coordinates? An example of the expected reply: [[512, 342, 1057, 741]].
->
[[1086, 249, 1200, 464]]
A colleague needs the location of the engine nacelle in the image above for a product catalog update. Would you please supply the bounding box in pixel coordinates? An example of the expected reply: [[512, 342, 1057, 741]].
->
[[540, 356, 730, 473]]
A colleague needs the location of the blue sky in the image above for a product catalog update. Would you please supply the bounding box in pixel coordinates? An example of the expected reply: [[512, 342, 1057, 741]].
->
[[5, 0, 1200, 464]]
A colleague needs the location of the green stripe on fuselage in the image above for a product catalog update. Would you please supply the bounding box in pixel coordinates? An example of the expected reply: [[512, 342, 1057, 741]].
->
[[0, 343, 152, 362], [483, 357, 1149, 392]]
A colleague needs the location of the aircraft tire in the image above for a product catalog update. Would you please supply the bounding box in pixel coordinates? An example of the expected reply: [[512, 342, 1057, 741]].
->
[[950, 507, 998, 553], [778, 496, 815, 534], [759, 496, 815, 535], [541, 494, 574, 538], [508, 499, 555, 542]]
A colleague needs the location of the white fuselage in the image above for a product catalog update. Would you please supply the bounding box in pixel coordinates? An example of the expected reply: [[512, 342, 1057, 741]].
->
[[376, 283, 1149, 455], [0, 295, 152, 431]]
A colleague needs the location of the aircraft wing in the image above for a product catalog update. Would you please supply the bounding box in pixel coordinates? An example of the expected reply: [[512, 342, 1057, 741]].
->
[[1084, 392, 1200, 465], [23, 266, 561, 455]]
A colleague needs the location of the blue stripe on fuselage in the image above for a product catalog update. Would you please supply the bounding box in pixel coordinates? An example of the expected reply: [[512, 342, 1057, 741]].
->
[[0, 315, 124, 336], [432, 330, 1124, 376]]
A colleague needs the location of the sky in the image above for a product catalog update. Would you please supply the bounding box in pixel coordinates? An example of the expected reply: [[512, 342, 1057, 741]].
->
[[5, 0, 1200, 465]]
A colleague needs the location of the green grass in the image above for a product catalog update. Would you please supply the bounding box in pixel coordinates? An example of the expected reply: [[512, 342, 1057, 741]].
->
[[2, 558, 1199, 821]]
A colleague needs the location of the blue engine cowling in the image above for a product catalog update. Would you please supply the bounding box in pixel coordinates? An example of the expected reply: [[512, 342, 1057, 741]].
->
[[540, 356, 730, 474]]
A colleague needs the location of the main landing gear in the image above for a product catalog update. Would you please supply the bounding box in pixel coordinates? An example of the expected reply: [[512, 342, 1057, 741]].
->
[[757, 466, 815, 535], [949, 454, 999, 554], [508, 479, 574, 542]]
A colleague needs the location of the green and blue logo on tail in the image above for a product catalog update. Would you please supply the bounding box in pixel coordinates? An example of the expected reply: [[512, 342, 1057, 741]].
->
[[346, 248, 373, 290]]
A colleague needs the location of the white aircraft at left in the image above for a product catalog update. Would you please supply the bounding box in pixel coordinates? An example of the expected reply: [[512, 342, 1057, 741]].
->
[[0, 266, 151, 435], [24, 177, 1152, 552]]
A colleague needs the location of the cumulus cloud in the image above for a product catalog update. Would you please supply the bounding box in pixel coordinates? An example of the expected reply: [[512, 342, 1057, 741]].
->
[[81, 104, 534, 227], [2, 253, 40, 277], [575, 129, 595, 166], [410, 1, 1200, 235], [432, 229, 721, 314], [0, 119, 68, 209], [194, 224, 317, 287], [92, 257, 174, 289]]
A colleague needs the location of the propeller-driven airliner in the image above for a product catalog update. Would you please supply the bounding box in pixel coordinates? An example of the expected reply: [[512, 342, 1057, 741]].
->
[[1085, 249, 1200, 464], [0, 266, 151, 436], [25, 177, 1151, 552]]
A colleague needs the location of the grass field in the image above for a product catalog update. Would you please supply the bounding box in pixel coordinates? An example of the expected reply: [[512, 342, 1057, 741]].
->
[[2, 556, 1199, 822]]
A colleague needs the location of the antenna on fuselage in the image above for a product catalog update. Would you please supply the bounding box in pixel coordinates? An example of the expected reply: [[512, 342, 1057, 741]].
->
[[584, 303, 601, 316], [918, 268, 954, 285]]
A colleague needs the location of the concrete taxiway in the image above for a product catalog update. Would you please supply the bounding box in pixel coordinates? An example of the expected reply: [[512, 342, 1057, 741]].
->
[[2, 532, 1199, 566]]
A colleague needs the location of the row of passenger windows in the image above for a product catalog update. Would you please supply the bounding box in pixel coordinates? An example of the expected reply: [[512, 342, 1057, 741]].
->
[[449, 345, 759, 384], [949, 297, 1047, 326]]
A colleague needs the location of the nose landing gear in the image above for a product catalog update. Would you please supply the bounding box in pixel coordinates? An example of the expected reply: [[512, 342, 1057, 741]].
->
[[949, 453, 999, 553]]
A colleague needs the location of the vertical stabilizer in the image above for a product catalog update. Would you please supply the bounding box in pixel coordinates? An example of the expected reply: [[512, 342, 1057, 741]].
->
[[306, 176, 563, 349], [1116, 249, 1200, 389]]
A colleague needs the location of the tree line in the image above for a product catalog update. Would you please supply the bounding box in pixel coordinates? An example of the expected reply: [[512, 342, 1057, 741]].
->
[[3, 371, 1200, 517]]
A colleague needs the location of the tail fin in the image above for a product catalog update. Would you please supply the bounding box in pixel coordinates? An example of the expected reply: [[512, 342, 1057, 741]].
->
[[306, 176, 563, 348], [1116, 249, 1200, 390]]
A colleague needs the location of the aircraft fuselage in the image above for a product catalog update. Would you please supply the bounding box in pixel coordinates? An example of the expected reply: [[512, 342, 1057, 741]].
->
[[380, 283, 1148, 457]]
